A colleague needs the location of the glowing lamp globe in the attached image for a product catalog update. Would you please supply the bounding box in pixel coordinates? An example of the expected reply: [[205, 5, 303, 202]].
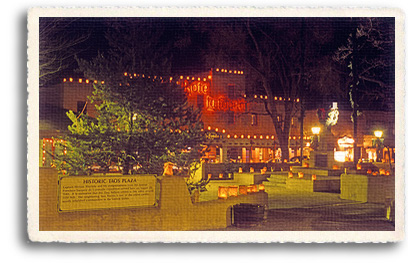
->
[[312, 127, 321, 135], [374, 130, 383, 138]]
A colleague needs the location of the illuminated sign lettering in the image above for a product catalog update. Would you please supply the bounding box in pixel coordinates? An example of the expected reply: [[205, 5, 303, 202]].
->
[[184, 81, 209, 95], [205, 95, 246, 112], [205, 131, 221, 140]]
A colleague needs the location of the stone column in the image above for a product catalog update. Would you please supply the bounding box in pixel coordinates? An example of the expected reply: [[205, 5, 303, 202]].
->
[[219, 147, 228, 163]]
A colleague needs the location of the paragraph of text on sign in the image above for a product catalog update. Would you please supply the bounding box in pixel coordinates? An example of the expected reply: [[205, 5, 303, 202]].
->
[[58, 175, 157, 211]]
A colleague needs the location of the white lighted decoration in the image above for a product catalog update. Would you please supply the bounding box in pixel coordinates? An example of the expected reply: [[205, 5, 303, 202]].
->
[[334, 151, 347, 162], [326, 102, 339, 127], [337, 136, 354, 148]]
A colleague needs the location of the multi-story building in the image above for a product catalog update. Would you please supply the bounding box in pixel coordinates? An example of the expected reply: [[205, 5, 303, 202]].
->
[[39, 68, 395, 168]]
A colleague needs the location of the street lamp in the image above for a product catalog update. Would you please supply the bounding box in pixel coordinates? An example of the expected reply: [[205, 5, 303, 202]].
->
[[312, 127, 321, 135], [374, 130, 383, 138], [311, 126, 321, 151], [374, 130, 384, 162]]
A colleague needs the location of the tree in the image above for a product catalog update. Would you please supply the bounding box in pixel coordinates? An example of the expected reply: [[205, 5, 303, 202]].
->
[[205, 18, 339, 160], [56, 19, 205, 175], [39, 18, 89, 87], [333, 18, 394, 164]]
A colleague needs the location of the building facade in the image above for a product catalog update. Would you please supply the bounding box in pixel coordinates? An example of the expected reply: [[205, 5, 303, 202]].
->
[[39, 68, 395, 168]]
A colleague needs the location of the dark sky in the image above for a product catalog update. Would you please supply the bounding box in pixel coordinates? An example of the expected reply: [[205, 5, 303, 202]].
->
[[44, 16, 394, 74], [41, 17, 395, 111]]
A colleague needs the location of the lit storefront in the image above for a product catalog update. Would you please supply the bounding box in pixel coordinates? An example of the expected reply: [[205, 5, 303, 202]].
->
[[334, 136, 355, 163]]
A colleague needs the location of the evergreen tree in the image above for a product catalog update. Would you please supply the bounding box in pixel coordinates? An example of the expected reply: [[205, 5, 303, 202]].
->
[[56, 19, 205, 175]]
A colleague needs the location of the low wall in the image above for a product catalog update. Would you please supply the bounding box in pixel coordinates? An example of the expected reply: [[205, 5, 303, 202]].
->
[[286, 177, 340, 193], [202, 162, 297, 180], [39, 168, 268, 231], [285, 168, 341, 193], [340, 173, 395, 203]]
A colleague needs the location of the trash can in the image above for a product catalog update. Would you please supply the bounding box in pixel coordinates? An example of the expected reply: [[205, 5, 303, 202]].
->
[[233, 203, 265, 227]]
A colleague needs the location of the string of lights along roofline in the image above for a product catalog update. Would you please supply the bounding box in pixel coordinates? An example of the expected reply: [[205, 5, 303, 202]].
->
[[62, 67, 243, 84], [63, 74, 300, 103], [204, 125, 311, 141]]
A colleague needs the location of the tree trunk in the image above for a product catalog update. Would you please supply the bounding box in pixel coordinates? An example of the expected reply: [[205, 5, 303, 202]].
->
[[352, 110, 359, 164], [280, 139, 290, 162], [351, 19, 360, 165]]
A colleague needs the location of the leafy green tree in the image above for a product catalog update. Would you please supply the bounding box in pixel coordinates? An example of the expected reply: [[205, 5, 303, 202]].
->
[[56, 19, 205, 175]]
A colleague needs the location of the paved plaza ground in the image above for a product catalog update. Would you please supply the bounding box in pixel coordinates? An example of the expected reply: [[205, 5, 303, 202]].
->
[[207, 187, 395, 231]]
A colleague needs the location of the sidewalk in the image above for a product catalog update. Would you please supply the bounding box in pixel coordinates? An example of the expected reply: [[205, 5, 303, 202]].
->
[[208, 187, 393, 231], [264, 186, 359, 209], [200, 185, 359, 209]]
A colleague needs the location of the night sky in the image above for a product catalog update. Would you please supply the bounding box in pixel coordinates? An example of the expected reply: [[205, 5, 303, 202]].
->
[[40, 17, 395, 111]]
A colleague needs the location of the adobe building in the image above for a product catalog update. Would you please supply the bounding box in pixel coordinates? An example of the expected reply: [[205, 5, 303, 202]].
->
[[39, 68, 395, 170]]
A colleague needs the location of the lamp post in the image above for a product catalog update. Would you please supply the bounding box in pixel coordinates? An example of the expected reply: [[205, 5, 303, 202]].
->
[[374, 130, 383, 162], [311, 126, 321, 151]]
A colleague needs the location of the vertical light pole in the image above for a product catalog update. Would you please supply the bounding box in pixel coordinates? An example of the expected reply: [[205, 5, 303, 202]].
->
[[374, 130, 383, 162], [311, 126, 321, 151]]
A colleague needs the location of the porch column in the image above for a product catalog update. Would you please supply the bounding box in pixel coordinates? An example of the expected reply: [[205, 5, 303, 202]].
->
[[220, 147, 228, 163]]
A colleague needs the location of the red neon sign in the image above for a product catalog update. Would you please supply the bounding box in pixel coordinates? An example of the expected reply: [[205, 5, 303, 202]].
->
[[205, 95, 246, 112], [184, 81, 209, 95]]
